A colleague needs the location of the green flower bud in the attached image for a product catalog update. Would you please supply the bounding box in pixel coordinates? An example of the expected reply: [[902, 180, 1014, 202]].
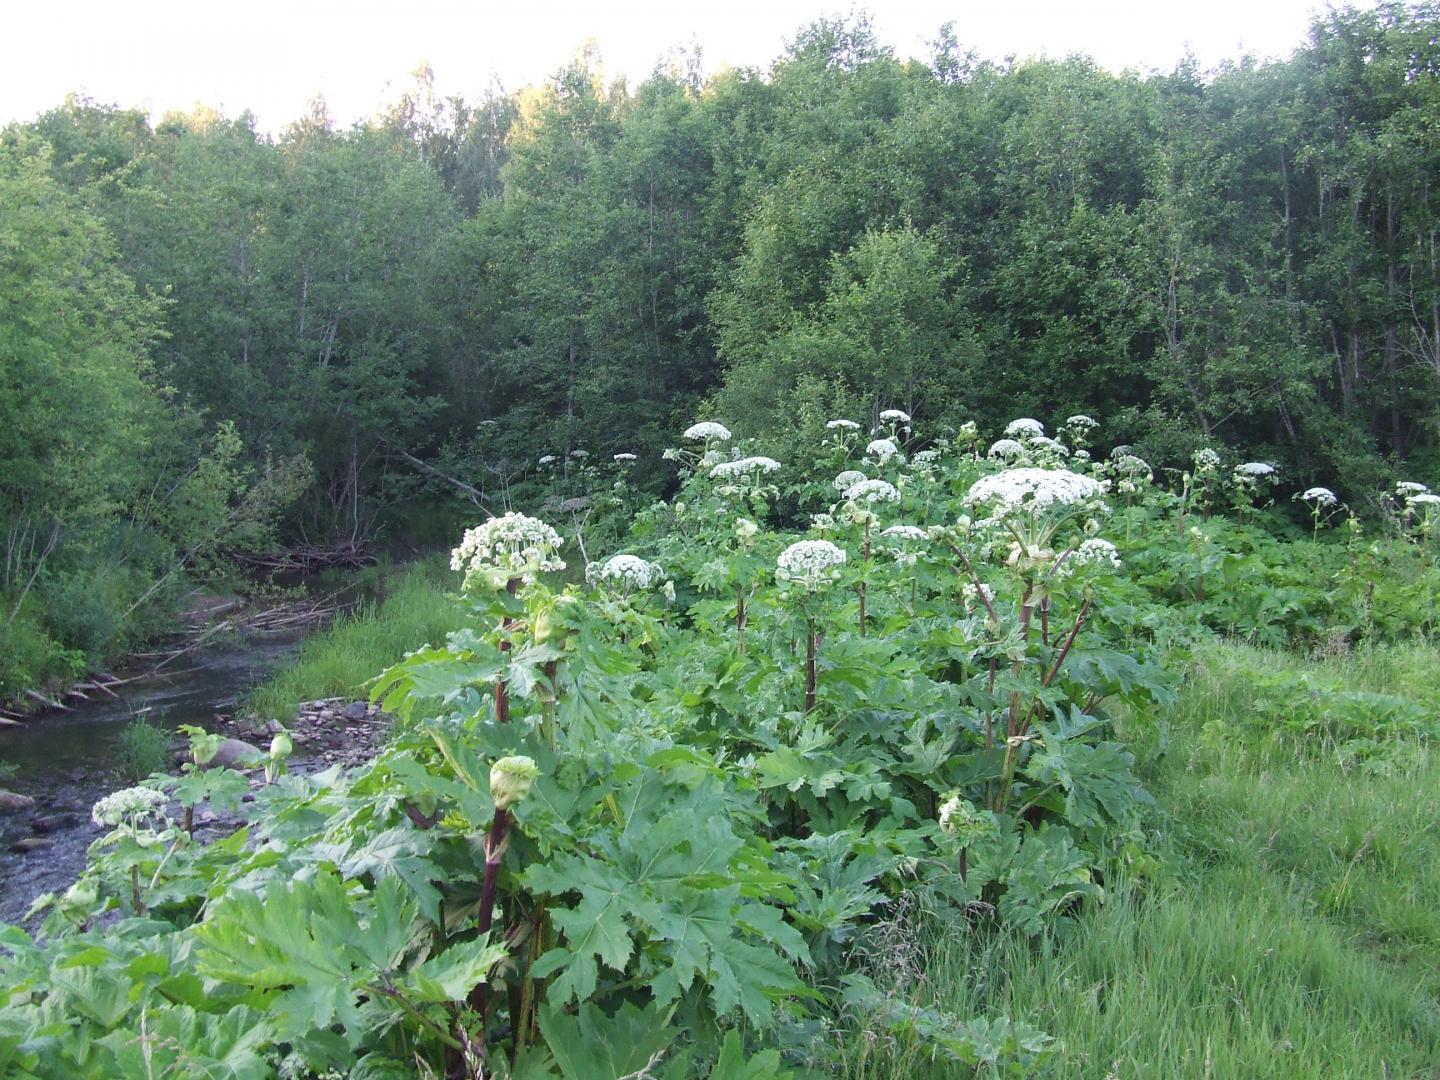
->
[[490, 755, 540, 810], [270, 731, 293, 761]]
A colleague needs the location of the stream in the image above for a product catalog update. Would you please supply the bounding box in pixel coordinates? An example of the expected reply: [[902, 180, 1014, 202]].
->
[[0, 631, 306, 925]]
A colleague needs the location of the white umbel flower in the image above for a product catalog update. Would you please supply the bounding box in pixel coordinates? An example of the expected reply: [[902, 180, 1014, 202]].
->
[[1065, 414, 1098, 429], [709, 456, 781, 480], [1235, 462, 1276, 478], [776, 539, 848, 589], [1071, 537, 1121, 569], [834, 469, 868, 492], [538, 455, 557, 465], [964, 468, 1107, 516], [683, 421, 732, 442], [613, 452, 637, 462], [586, 553, 660, 591], [1407, 492, 1440, 507], [1300, 487, 1337, 506], [569, 449, 589, 459], [843, 478, 901, 503], [866, 438, 900, 461], [1397, 481, 1430, 495], [92, 786, 169, 829], [451, 513, 566, 587], [1193, 448, 1221, 472], [988, 439, 1025, 459], [1029, 436, 1070, 457], [1005, 418, 1045, 439], [880, 524, 928, 542], [879, 409, 911, 424], [826, 418, 861, 430]]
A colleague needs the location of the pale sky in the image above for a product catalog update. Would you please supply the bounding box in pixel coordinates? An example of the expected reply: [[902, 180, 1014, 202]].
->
[[3, 0, 1334, 133]]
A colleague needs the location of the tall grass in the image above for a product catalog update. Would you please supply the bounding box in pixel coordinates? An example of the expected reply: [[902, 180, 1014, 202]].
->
[[251, 558, 465, 721], [833, 642, 1440, 1077]]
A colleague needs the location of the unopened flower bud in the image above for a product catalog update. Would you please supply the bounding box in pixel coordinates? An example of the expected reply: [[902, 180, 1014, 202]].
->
[[490, 755, 540, 810]]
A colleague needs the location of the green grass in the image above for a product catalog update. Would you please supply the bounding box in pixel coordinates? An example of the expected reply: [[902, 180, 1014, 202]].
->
[[117, 716, 172, 780], [835, 642, 1440, 1078], [251, 558, 466, 721]]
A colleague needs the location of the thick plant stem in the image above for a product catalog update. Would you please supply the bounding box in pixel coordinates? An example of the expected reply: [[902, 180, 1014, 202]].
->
[[804, 618, 817, 714], [130, 864, 145, 915], [468, 808, 512, 1020], [995, 582, 1034, 814], [495, 577, 520, 724], [736, 583, 747, 655], [859, 522, 871, 636]]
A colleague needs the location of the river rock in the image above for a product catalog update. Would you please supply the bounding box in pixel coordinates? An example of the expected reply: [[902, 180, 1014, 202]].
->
[[0, 791, 36, 813], [208, 738, 264, 769], [11, 836, 52, 853], [341, 700, 369, 721], [30, 813, 74, 833]]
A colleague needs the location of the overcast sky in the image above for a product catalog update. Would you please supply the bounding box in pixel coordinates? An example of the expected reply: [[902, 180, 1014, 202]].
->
[[3, 0, 1335, 132]]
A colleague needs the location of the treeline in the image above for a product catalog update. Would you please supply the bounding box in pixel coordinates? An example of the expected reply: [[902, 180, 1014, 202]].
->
[[3, 4, 1440, 689]]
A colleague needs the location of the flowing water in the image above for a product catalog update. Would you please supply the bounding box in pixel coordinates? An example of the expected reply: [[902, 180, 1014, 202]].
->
[[0, 632, 304, 924]]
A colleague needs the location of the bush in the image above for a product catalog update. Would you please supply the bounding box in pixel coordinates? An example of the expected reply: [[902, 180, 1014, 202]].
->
[[117, 716, 172, 781]]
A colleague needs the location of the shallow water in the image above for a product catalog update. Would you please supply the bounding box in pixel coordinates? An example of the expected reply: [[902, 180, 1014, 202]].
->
[[0, 632, 302, 924]]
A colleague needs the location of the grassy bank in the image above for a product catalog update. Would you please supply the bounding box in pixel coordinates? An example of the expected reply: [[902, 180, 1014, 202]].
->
[[251, 558, 465, 721], [839, 643, 1440, 1077]]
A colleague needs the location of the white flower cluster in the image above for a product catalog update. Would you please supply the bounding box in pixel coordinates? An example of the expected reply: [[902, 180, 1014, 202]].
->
[[614, 453, 637, 462], [683, 421, 732, 442], [776, 539, 848, 590], [710, 456, 781, 480], [1029, 436, 1070, 457], [1004, 418, 1045, 439], [92, 785, 169, 829], [1070, 537, 1121, 569], [1065, 414, 1098, 429], [988, 439, 1025, 459], [826, 418, 861, 431], [451, 513, 566, 587], [1113, 454, 1152, 478], [538, 455, 557, 465], [1409, 492, 1440, 508], [1300, 487, 1337, 506], [881, 524, 928, 542], [964, 468, 1107, 516], [879, 409, 911, 424], [570, 449, 589, 459], [834, 469, 868, 492], [586, 553, 660, 592], [843, 478, 901, 504], [1193, 448, 1221, 472], [912, 449, 940, 465], [1397, 481, 1430, 496], [962, 581, 996, 608], [1235, 462, 1276, 478], [866, 438, 900, 461]]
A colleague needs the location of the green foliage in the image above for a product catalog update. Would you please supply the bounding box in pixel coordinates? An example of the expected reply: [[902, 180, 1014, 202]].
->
[[116, 717, 171, 781]]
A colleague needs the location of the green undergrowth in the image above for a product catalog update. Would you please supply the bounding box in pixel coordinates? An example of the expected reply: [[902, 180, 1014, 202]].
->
[[836, 642, 1440, 1077], [250, 557, 464, 721]]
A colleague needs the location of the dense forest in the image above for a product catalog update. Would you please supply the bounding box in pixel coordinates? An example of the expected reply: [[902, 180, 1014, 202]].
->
[[4, 3, 1440, 693]]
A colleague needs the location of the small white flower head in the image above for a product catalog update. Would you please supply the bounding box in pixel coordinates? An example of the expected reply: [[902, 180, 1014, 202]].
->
[[683, 421, 732, 442], [961, 581, 996, 609], [661, 447, 682, 461], [988, 439, 1025, 460], [1073, 449, 1091, 460], [1407, 492, 1440, 507], [1299, 487, 1337, 507], [776, 539, 848, 590], [92, 786, 169, 829], [958, 420, 979, 440], [834, 469, 868, 492], [1397, 481, 1430, 496], [1065, 414, 1098, 430], [490, 755, 540, 811], [586, 553, 660, 593], [1005, 418, 1046, 440], [912, 449, 940, 465], [451, 513, 566, 589], [844, 478, 901, 504], [964, 468, 1107, 517], [826, 418, 861, 431], [866, 438, 900, 462], [569, 449, 589, 459], [1114, 454, 1153, 481], [1235, 462, 1276, 479], [880, 524, 928, 543], [663, 580, 676, 603], [538, 455, 557, 465], [1069, 537, 1122, 570], [710, 455, 781, 480], [1193, 447, 1221, 473], [735, 517, 760, 543], [613, 452, 637, 462], [879, 409, 912, 424], [938, 793, 992, 844], [1110, 445, 1133, 460], [1029, 436, 1070, 457]]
